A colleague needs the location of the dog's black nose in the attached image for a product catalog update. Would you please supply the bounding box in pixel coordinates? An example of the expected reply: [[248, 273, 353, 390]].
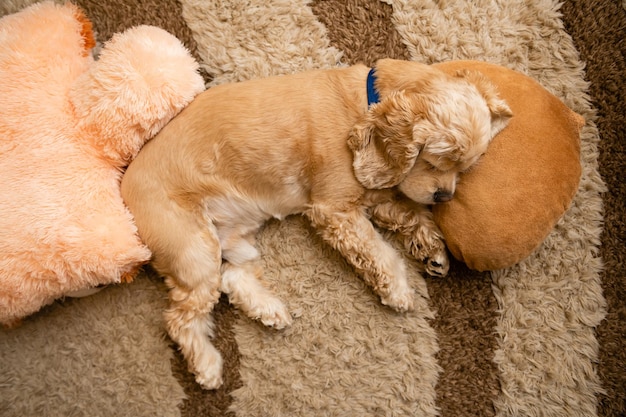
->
[[433, 190, 453, 203]]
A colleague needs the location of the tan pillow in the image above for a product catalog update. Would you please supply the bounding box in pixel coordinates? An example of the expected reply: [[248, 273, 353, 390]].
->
[[431, 61, 583, 271]]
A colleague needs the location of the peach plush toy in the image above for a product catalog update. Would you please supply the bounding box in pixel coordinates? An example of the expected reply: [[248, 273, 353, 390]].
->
[[0, 1, 205, 325]]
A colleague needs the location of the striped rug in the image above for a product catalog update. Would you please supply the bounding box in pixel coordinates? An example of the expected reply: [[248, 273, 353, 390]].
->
[[1, 1, 623, 416]]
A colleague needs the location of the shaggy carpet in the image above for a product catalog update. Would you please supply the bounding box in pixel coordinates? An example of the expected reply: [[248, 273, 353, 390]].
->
[[0, 1, 623, 416]]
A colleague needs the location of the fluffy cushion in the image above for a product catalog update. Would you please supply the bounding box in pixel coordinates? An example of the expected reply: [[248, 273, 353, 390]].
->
[[0, 1, 205, 325], [431, 61, 583, 271]]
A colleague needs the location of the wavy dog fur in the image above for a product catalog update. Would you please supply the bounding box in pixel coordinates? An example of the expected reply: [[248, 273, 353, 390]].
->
[[121, 58, 511, 389]]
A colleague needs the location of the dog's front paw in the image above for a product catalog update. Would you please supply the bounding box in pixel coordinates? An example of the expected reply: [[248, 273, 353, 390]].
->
[[381, 285, 415, 313], [255, 297, 293, 330], [406, 229, 449, 277], [424, 247, 449, 278]]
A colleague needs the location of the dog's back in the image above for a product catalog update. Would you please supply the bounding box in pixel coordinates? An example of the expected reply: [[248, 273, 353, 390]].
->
[[123, 64, 370, 224]]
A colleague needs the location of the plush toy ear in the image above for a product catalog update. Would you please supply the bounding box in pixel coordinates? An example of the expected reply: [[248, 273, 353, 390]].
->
[[69, 25, 205, 167], [348, 91, 425, 189], [456, 70, 513, 137]]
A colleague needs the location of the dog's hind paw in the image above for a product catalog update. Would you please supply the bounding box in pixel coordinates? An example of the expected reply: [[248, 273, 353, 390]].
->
[[195, 371, 223, 390], [192, 350, 224, 390]]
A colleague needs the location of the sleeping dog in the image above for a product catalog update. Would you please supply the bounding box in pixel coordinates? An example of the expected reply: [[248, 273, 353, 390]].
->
[[121, 58, 512, 389]]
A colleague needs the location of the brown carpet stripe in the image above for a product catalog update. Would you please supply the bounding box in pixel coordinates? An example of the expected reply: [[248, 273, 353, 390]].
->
[[560, 2, 626, 416], [175, 295, 240, 417], [310, 0, 411, 66]]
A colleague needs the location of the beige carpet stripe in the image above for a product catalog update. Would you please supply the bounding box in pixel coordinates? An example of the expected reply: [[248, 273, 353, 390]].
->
[[180, 3, 441, 415], [180, 0, 342, 86], [232, 219, 441, 417], [388, 1, 607, 416]]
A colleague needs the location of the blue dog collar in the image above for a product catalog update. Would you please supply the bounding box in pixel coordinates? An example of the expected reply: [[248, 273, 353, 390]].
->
[[366, 68, 380, 107]]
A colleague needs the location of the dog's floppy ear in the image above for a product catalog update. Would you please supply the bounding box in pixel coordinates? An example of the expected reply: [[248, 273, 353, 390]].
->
[[348, 91, 424, 189], [456, 70, 513, 136]]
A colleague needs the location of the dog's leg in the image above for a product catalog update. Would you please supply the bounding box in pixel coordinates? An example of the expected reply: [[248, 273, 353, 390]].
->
[[306, 205, 415, 312], [150, 212, 224, 390], [219, 230, 292, 328], [369, 199, 449, 277]]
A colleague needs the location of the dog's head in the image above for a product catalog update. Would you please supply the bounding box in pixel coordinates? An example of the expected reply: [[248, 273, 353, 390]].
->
[[348, 60, 512, 205]]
